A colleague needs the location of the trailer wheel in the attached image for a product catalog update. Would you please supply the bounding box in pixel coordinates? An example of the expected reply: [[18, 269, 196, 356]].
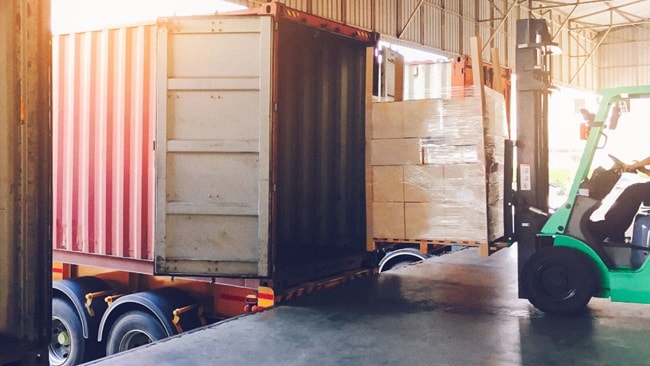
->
[[50, 298, 85, 366], [522, 246, 597, 315], [106, 310, 167, 355], [378, 248, 428, 273]]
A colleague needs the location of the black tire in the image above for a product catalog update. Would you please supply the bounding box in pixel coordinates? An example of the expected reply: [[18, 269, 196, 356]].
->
[[50, 298, 85, 366], [106, 311, 167, 355], [522, 246, 597, 315]]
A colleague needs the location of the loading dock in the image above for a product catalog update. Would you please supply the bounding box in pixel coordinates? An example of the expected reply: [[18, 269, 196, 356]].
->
[[87, 246, 650, 365]]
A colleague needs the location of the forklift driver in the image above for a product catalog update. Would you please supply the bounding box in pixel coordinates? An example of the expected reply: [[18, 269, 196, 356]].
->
[[590, 156, 650, 242]]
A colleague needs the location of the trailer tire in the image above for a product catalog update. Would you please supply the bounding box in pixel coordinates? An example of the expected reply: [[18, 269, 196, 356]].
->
[[50, 298, 86, 366], [106, 310, 167, 355], [522, 246, 596, 315]]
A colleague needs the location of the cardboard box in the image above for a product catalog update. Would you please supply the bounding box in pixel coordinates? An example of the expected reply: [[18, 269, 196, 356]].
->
[[369, 86, 508, 250], [370, 138, 421, 166], [372, 102, 404, 139], [403, 99, 443, 138], [405, 203, 447, 239], [443, 163, 486, 180], [403, 165, 445, 203], [372, 166, 404, 202], [372, 202, 405, 239]]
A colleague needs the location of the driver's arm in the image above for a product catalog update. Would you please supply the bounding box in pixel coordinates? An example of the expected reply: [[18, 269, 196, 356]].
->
[[626, 155, 650, 174]]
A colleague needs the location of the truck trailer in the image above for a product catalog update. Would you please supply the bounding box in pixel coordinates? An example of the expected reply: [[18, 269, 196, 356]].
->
[[50, 4, 379, 365]]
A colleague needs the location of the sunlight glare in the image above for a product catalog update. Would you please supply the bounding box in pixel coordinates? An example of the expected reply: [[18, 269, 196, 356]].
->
[[51, 0, 246, 34]]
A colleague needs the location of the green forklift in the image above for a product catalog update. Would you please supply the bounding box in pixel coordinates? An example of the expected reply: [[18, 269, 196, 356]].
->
[[510, 19, 650, 315]]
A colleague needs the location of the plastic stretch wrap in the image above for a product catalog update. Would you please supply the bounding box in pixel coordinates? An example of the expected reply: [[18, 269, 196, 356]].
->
[[370, 86, 508, 244], [403, 60, 453, 100]]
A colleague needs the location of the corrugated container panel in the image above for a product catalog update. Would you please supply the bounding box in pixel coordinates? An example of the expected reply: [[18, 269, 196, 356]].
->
[[52, 24, 156, 261], [273, 18, 368, 267], [313, 0, 343, 23], [375, 0, 397, 37], [346, 0, 373, 30]]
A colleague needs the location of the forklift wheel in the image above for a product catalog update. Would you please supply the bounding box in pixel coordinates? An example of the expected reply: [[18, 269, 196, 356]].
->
[[522, 246, 597, 316]]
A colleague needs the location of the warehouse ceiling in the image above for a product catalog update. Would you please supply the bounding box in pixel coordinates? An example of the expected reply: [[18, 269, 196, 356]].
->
[[530, 0, 650, 34]]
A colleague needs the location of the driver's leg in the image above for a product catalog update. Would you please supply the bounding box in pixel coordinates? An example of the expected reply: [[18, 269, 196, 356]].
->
[[599, 182, 650, 240]]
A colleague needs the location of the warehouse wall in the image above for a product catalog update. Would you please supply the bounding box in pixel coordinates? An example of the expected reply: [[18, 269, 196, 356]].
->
[[232, 0, 600, 90], [598, 26, 650, 88]]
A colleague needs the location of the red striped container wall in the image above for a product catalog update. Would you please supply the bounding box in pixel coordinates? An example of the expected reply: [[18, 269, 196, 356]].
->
[[52, 24, 157, 267]]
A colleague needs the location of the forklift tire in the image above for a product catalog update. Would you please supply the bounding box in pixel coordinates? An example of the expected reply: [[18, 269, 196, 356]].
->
[[522, 246, 597, 316], [105, 310, 167, 355]]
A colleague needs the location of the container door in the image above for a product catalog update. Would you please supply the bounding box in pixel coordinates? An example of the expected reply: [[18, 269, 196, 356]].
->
[[154, 15, 272, 277]]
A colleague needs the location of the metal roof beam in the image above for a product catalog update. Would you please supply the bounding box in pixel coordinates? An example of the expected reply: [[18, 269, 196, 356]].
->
[[552, 3, 579, 40], [569, 20, 650, 31], [482, 0, 519, 53], [570, 0, 647, 22], [531, 0, 608, 11], [570, 24, 612, 83]]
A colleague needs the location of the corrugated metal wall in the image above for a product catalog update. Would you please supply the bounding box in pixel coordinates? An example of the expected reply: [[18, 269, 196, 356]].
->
[[599, 26, 650, 88], [52, 25, 156, 262], [231, 0, 603, 90], [274, 17, 369, 265]]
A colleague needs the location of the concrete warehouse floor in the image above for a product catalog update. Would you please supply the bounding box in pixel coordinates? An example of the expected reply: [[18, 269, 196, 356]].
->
[[87, 245, 650, 365]]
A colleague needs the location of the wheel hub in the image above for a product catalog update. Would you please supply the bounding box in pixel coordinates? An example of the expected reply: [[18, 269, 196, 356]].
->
[[57, 330, 71, 346], [50, 318, 71, 364], [540, 266, 575, 299], [120, 330, 154, 351]]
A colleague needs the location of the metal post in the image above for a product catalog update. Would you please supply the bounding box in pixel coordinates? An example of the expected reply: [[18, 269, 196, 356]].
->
[[514, 18, 558, 297], [0, 0, 52, 364]]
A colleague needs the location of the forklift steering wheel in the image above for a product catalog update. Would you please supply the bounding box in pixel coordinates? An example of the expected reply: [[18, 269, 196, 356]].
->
[[607, 154, 629, 171]]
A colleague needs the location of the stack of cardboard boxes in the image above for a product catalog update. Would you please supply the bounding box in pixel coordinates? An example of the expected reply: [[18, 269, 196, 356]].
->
[[370, 86, 508, 247]]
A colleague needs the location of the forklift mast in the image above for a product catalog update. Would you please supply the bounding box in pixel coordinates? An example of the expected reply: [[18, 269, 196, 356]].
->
[[511, 19, 559, 289]]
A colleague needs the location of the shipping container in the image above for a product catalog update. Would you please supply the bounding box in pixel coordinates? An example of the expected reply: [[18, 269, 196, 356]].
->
[[50, 4, 378, 365]]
